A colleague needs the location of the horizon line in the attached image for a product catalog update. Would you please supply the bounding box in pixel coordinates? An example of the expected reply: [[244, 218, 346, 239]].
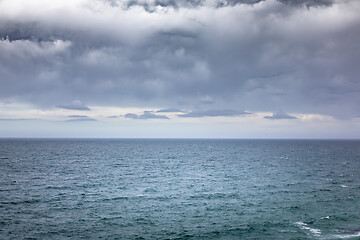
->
[[0, 137, 359, 140]]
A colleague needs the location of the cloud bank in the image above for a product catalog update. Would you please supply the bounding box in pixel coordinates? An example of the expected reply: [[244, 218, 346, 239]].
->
[[264, 113, 297, 119], [57, 100, 90, 111], [156, 108, 184, 113], [125, 111, 169, 119], [0, 0, 359, 120], [179, 109, 250, 118]]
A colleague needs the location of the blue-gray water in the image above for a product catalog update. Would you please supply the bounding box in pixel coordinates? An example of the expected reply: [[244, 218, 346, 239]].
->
[[1, 139, 360, 239]]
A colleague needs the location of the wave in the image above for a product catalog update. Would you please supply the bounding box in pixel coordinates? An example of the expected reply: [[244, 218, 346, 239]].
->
[[329, 232, 360, 239], [295, 222, 360, 240], [295, 222, 321, 237]]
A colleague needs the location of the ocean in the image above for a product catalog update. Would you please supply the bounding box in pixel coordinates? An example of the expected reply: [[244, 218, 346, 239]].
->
[[1, 139, 360, 239]]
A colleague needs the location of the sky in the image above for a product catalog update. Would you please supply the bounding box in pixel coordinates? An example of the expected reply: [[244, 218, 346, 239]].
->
[[0, 0, 359, 138]]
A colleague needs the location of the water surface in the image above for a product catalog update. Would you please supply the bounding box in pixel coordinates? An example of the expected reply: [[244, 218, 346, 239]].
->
[[1, 139, 360, 239]]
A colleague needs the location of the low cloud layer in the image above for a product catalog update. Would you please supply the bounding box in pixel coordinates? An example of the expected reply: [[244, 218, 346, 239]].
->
[[0, 118, 38, 121], [156, 108, 184, 113], [57, 100, 90, 111], [0, 0, 359, 120], [125, 111, 169, 119], [66, 115, 97, 121], [264, 113, 297, 120], [179, 109, 250, 118]]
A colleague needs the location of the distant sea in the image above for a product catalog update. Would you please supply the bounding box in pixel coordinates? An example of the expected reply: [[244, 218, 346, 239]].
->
[[1, 139, 360, 239]]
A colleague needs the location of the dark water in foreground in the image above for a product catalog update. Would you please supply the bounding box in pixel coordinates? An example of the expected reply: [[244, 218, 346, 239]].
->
[[1, 139, 360, 239]]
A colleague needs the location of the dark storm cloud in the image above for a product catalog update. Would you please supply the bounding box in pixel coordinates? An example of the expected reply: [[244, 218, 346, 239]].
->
[[0, 0, 359, 119], [179, 109, 250, 118], [125, 111, 169, 119], [264, 113, 297, 120]]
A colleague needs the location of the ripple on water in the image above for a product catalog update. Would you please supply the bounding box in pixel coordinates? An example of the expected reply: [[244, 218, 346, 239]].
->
[[1, 139, 360, 239]]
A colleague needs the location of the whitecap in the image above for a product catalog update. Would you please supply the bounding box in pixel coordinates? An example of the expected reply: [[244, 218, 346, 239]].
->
[[330, 232, 360, 239], [295, 222, 321, 237]]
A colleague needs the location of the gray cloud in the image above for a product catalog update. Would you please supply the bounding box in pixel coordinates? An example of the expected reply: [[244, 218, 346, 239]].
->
[[66, 117, 97, 122], [277, 0, 333, 7], [264, 113, 297, 120], [156, 108, 184, 113], [57, 101, 90, 111], [125, 111, 169, 119], [0, 118, 39, 121], [124, 113, 140, 119], [104, 0, 333, 10], [68, 115, 89, 118], [179, 109, 250, 118], [200, 95, 214, 104], [0, 0, 359, 119]]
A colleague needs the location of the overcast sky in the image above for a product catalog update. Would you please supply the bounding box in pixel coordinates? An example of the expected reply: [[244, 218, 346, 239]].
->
[[0, 0, 359, 138]]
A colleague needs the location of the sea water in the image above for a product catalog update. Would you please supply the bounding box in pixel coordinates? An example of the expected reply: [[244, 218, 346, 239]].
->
[[1, 139, 360, 239]]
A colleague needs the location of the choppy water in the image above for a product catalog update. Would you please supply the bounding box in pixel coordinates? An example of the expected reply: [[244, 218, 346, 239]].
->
[[1, 139, 360, 239]]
